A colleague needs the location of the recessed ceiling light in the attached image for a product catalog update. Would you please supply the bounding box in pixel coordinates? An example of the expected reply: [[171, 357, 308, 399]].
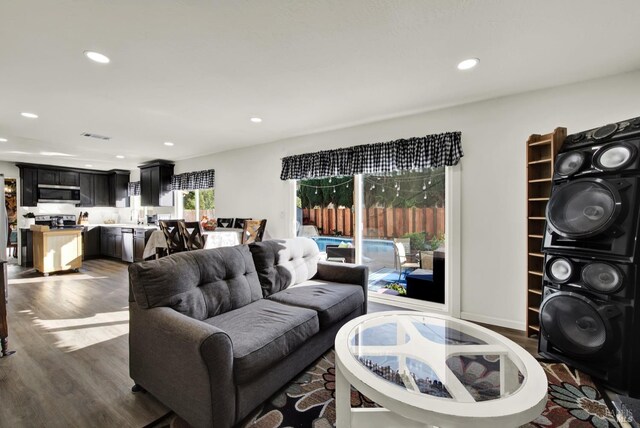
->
[[21, 112, 38, 118], [85, 164, 93, 167], [0, 138, 7, 142], [116, 155, 125, 159], [457, 58, 479, 70], [84, 50, 110, 64], [40, 151, 72, 157], [164, 142, 174, 146], [250, 117, 263, 123]]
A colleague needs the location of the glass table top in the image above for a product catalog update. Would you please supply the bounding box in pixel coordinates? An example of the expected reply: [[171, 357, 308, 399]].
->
[[348, 314, 525, 403]]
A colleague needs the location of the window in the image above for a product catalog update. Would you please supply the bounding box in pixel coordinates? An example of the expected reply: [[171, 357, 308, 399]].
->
[[179, 188, 215, 221]]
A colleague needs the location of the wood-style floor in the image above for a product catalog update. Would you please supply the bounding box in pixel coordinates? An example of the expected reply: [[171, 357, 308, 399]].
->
[[0, 259, 168, 427], [1, 260, 537, 427]]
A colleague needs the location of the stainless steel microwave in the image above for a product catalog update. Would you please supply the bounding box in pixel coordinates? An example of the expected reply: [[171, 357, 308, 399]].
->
[[37, 184, 81, 204]]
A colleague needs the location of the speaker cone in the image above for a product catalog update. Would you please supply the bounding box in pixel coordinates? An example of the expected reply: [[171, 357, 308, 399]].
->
[[593, 123, 618, 141], [555, 151, 585, 177], [540, 292, 610, 356], [582, 263, 624, 294], [593, 143, 636, 171], [547, 257, 573, 283], [547, 179, 620, 238]]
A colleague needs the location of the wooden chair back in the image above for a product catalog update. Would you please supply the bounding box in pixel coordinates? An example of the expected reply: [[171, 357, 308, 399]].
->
[[242, 219, 267, 244], [159, 220, 188, 254], [183, 221, 206, 250]]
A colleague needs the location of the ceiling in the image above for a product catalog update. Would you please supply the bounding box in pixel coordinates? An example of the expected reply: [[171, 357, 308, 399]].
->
[[1, 0, 640, 170]]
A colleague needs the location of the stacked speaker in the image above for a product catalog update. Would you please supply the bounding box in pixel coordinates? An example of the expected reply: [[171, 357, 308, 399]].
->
[[539, 116, 640, 398]]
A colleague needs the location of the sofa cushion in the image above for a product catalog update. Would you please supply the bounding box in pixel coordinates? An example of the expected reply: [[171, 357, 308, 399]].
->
[[128, 245, 262, 320], [249, 238, 320, 296], [267, 280, 364, 329], [205, 299, 319, 384]]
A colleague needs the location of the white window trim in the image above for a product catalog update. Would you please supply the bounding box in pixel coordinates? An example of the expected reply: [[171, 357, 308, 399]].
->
[[290, 165, 461, 317]]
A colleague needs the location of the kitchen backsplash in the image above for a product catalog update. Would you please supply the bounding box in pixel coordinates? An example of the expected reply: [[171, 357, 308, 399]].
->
[[17, 203, 175, 227]]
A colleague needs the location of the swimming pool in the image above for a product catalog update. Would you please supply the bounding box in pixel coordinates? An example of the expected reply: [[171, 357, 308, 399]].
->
[[311, 236, 394, 253]]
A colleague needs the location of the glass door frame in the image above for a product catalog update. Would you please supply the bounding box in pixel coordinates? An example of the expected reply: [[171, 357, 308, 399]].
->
[[289, 165, 461, 317]]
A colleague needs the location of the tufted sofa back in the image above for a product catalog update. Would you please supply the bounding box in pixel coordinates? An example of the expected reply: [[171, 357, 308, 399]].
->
[[129, 245, 262, 320], [249, 237, 321, 297]]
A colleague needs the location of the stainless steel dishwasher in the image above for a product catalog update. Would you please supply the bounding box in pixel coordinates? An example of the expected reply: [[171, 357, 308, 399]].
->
[[121, 228, 134, 263]]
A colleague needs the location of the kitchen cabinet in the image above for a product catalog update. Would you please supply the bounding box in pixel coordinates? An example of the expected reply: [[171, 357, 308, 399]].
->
[[100, 227, 122, 259], [140, 161, 174, 207], [94, 174, 110, 206], [20, 229, 33, 267], [18, 163, 132, 208], [32, 229, 83, 274], [82, 226, 101, 259], [109, 170, 130, 208], [134, 229, 153, 262], [79, 173, 94, 207], [19, 167, 38, 207], [38, 169, 79, 187]]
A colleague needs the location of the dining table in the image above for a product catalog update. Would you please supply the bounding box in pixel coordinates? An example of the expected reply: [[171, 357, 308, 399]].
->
[[142, 228, 244, 259]]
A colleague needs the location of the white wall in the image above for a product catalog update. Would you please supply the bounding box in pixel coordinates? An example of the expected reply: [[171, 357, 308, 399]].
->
[[175, 70, 640, 330], [0, 161, 19, 179]]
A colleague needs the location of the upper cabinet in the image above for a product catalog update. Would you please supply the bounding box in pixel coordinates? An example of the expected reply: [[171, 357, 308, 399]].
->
[[17, 163, 131, 208], [139, 160, 174, 207], [19, 166, 38, 207], [109, 170, 130, 208], [38, 169, 80, 187]]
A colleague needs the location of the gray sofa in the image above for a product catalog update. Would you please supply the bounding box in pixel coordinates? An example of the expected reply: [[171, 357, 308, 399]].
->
[[128, 237, 368, 428]]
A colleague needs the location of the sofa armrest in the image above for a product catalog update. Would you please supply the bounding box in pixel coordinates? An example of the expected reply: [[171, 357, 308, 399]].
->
[[130, 303, 235, 428], [315, 261, 369, 312]]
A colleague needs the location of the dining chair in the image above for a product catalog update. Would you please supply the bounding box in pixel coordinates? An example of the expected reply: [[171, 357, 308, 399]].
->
[[182, 221, 207, 250], [159, 220, 188, 255], [216, 218, 234, 228], [242, 219, 267, 244]]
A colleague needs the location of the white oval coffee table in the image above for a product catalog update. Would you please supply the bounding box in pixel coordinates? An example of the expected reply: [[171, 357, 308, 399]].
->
[[334, 311, 547, 428]]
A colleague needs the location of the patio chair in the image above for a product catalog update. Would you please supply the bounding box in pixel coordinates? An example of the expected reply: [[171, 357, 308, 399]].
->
[[182, 221, 207, 251], [7, 222, 17, 258], [159, 220, 188, 255], [393, 240, 420, 280], [242, 219, 267, 244]]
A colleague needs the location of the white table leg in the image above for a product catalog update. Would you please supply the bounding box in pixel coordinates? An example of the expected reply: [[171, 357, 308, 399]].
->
[[336, 359, 352, 428]]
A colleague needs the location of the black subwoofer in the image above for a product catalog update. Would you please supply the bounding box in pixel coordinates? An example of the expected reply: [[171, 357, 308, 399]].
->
[[542, 177, 640, 260], [539, 287, 640, 397]]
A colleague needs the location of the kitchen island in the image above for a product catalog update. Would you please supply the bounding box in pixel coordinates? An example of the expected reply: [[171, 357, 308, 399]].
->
[[32, 227, 83, 275]]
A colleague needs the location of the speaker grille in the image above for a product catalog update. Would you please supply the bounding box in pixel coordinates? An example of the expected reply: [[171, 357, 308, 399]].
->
[[555, 151, 585, 177], [547, 180, 617, 238], [540, 293, 608, 356], [582, 263, 624, 294]]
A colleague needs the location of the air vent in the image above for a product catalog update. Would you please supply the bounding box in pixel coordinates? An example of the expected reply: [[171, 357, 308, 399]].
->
[[81, 132, 111, 140]]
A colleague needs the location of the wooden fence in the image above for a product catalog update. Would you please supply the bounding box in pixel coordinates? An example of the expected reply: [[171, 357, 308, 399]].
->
[[303, 206, 445, 238]]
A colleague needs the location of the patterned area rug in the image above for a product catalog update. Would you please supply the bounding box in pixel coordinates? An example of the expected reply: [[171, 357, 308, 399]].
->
[[147, 350, 629, 428], [239, 351, 623, 428]]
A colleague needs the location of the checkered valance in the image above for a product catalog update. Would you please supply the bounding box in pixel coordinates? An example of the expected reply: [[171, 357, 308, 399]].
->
[[280, 132, 462, 180], [128, 181, 140, 196], [171, 169, 215, 190]]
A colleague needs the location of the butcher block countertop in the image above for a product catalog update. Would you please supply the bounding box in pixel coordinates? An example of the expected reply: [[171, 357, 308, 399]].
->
[[31, 226, 83, 275]]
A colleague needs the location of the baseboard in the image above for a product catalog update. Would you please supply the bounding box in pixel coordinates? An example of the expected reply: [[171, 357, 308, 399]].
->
[[368, 293, 447, 313], [460, 311, 526, 331]]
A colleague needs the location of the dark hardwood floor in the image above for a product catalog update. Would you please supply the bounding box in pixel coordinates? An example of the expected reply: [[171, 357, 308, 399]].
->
[[1, 260, 537, 427], [0, 259, 168, 427]]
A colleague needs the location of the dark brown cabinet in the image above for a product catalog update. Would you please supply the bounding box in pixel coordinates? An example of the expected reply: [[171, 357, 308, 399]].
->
[[18, 164, 130, 208], [20, 229, 33, 267], [94, 174, 110, 207], [140, 161, 174, 207], [100, 227, 122, 259], [79, 173, 94, 206], [38, 169, 79, 187], [19, 167, 38, 207], [109, 170, 130, 208], [134, 229, 153, 262], [82, 226, 101, 259]]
